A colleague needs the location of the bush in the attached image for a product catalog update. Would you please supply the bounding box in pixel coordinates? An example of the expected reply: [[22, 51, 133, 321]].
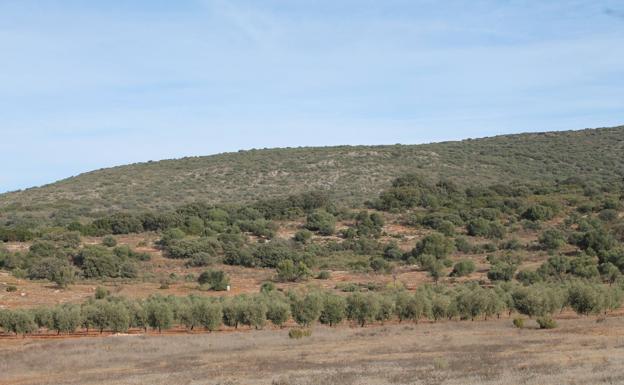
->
[[516, 270, 542, 285], [466, 219, 505, 239], [288, 328, 312, 339], [276, 260, 310, 282], [598, 209, 618, 222], [536, 316, 557, 329], [512, 317, 524, 329], [293, 229, 313, 244], [253, 241, 299, 268], [354, 211, 385, 237], [305, 210, 336, 235], [488, 262, 516, 282], [538, 229, 566, 250], [260, 281, 276, 293], [164, 238, 218, 259], [316, 270, 331, 280], [74, 245, 119, 278], [198, 270, 230, 291], [6, 285, 17, 292], [450, 259, 475, 277], [101, 236, 117, 247], [185, 252, 214, 267], [522, 205, 555, 221], [412, 233, 455, 258], [383, 242, 404, 260], [94, 286, 109, 299], [370, 257, 391, 273], [454, 237, 474, 253]]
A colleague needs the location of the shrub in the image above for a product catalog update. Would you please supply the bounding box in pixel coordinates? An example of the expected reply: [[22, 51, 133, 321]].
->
[[305, 210, 336, 235], [512, 318, 524, 329], [185, 252, 214, 267], [288, 328, 312, 339], [6, 285, 17, 292], [164, 238, 218, 259], [28, 258, 70, 281], [383, 242, 404, 260], [455, 237, 474, 253], [197, 270, 230, 291], [538, 229, 566, 250], [253, 241, 298, 268], [488, 262, 516, 282], [412, 233, 455, 259], [370, 257, 391, 273], [101, 236, 117, 247], [51, 265, 77, 288], [522, 205, 555, 221], [536, 316, 557, 329], [516, 270, 542, 285], [316, 270, 331, 280], [94, 286, 109, 299], [537, 255, 571, 280], [73, 245, 119, 278], [293, 229, 313, 244], [450, 259, 476, 277], [427, 260, 446, 283], [598, 209, 618, 222], [599, 262, 621, 284], [354, 211, 385, 237], [466, 219, 505, 239], [276, 260, 310, 282]]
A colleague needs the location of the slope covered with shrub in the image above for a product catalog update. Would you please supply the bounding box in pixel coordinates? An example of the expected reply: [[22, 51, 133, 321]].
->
[[1, 126, 623, 224]]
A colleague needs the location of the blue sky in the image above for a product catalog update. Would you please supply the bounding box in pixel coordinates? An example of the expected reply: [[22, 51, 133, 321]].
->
[[1, 0, 623, 193]]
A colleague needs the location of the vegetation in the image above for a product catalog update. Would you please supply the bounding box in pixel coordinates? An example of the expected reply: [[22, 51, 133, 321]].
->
[[1, 127, 623, 225], [2, 278, 621, 337]]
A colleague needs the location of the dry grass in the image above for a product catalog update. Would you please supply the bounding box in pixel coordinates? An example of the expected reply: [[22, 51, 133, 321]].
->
[[1, 317, 624, 385]]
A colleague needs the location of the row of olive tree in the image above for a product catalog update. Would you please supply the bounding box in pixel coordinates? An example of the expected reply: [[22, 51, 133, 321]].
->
[[1, 280, 621, 337]]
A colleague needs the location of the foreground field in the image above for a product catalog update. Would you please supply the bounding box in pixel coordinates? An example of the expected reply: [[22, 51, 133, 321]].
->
[[1, 316, 623, 385]]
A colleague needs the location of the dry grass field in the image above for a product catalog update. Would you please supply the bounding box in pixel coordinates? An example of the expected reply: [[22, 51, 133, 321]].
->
[[1, 316, 623, 385]]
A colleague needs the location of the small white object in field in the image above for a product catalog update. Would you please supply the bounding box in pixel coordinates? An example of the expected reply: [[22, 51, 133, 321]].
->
[[20, 292, 26, 297], [227, 285, 231, 291]]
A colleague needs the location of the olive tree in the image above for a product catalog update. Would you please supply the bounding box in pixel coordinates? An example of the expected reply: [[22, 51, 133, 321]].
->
[[319, 293, 346, 327]]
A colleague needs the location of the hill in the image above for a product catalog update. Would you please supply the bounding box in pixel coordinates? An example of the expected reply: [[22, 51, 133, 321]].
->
[[1, 126, 623, 223]]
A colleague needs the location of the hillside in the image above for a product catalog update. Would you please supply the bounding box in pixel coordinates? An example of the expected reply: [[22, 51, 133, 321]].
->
[[1, 126, 623, 223]]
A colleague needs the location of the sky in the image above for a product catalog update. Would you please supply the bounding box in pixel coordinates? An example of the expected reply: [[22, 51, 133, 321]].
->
[[1, 0, 623, 193]]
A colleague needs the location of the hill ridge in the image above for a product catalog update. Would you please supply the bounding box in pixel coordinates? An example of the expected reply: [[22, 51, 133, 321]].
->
[[1, 125, 623, 223]]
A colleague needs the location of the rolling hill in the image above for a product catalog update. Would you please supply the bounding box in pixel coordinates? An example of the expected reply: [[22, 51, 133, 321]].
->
[[1, 126, 623, 224]]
